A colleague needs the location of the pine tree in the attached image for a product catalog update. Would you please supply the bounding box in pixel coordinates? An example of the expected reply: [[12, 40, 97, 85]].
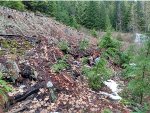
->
[[144, 1, 150, 32], [105, 10, 112, 31], [47, 1, 57, 17], [0, 1, 25, 11], [97, 1, 107, 30], [127, 36, 150, 104], [136, 1, 145, 31], [121, 1, 132, 32], [75, 1, 86, 25], [82, 1, 100, 29]]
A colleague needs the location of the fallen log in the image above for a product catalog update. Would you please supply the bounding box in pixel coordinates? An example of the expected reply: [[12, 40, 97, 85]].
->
[[6, 100, 31, 113], [9, 81, 46, 105], [0, 34, 41, 44], [0, 34, 25, 38]]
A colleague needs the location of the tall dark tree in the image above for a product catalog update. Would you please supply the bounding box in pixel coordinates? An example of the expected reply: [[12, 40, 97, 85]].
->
[[47, 1, 57, 17], [121, 1, 132, 32], [1, 1, 149, 32], [98, 1, 107, 30], [0, 1, 25, 11], [82, 1, 100, 29]]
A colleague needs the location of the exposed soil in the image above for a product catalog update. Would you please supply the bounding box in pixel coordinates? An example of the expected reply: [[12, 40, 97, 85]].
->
[[0, 7, 131, 113]]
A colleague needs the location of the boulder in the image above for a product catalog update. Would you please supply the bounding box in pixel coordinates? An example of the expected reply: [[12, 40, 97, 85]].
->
[[19, 63, 37, 80], [3, 60, 20, 82], [94, 57, 100, 64]]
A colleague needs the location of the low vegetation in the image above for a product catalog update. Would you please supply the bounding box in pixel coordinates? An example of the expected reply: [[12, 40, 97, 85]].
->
[[102, 108, 112, 113], [124, 39, 150, 104], [91, 28, 98, 38], [0, 39, 32, 56], [58, 40, 69, 53], [99, 30, 130, 66], [0, 72, 12, 106], [82, 58, 111, 90], [51, 56, 69, 73], [79, 38, 89, 51]]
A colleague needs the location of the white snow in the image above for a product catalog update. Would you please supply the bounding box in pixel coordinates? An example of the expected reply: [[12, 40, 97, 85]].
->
[[104, 79, 118, 93], [129, 63, 136, 66], [135, 33, 148, 44], [102, 79, 122, 100], [100, 92, 122, 100]]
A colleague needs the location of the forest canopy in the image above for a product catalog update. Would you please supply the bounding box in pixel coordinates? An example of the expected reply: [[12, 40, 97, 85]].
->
[[0, 1, 150, 32]]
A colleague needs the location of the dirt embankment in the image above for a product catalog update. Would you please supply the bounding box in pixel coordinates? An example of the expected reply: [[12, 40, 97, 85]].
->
[[0, 7, 131, 113], [0, 6, 98, 46]]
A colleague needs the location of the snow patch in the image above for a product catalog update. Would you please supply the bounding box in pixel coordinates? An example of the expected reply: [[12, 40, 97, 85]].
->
[[135, 33, 148, 44], [100, 92, 122, 100], [102, 79, 122, 100], [129, 63, 136, 66], [104, 79, 118, 93], [47, 81, 53, 88]]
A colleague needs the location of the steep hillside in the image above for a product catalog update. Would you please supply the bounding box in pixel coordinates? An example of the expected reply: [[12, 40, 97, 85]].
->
[[0, 7, 97, 46], [0, 7, 130, 113]]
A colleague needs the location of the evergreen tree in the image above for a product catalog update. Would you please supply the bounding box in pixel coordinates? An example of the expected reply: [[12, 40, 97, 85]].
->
[[82, 1, 100, 29], [22, 1, 38, 12], [1, 1, 149, 32], [136, 1, 145, 31], [108, 2, 116, 30], [47, 1, 57, 17], [55, 2, 70, 26], [0, 1, 25, 11], [75, 1, 86, 25], [126, 37, 150, 104], [105, 10, 112, 31], [98, 1, 106, 30], [121, 1, 132, 32]]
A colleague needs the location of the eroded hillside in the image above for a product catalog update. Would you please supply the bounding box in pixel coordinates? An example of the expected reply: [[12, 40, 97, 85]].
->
[[0, 7, 131, 113]]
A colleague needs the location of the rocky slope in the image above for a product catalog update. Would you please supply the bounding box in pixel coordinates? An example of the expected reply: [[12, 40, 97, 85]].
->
[[0, 6, 98, 46], [0, 7, 130, 113]]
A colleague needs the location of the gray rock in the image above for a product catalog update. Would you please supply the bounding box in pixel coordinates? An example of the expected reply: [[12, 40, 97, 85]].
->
[[20, 63, 36, 80], [4, 60, 20, 82], [0, 63, 8, 73], [94, 57, 100, 64], [47, 81, 53, 88]]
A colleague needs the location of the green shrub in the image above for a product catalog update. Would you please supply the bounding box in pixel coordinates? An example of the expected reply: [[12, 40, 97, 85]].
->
[[0, 72, 12, 106], [79, 38, 89, 51], [81, 57, 89, 65], [91, 29, 98, 38], [99, 31, 130, 66], [102, 47, 118, 58], [82, 58, 111, 90], [102, 108, 112, 113], [132, 103, 150, 113], [81, 66, 90, 76], [58, 40, 69, 53], [0, 1, 25, 11], [1, 40, 10, 48], [103, 49, 130, 66], [0, 39, 31, 56], [51, 56, 69, 73], [70, 16, 80, 29], [124, 38, 150, 104], [117, 51, 130, 66], [99, 32, 121, 50]]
